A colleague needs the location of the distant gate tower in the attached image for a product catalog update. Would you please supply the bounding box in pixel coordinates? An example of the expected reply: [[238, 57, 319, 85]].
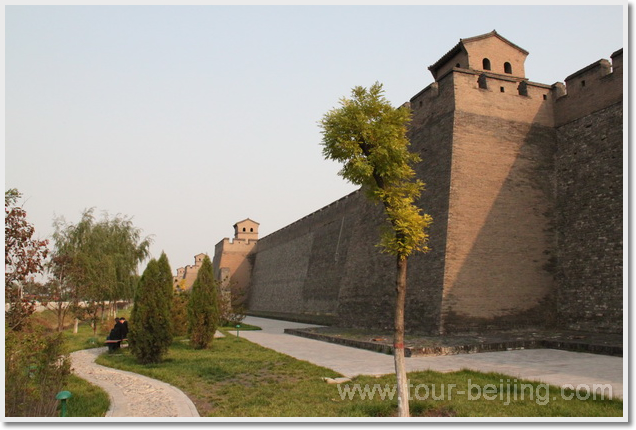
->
[[212, 218, 259, 299]]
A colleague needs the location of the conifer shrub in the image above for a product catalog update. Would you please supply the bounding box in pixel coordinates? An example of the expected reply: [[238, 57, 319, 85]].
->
[[129, 255, 173, 364], [157, 252, 174, 337], [171, 289, 190, 337], [187, 256, 220, 349]]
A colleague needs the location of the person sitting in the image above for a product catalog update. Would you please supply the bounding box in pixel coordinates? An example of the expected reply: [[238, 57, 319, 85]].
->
[[119, 317, 129, 341], [106, 318, 124, 352]]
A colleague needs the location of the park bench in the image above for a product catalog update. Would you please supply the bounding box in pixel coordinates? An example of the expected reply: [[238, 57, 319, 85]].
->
[[105, 338, 128, 352]]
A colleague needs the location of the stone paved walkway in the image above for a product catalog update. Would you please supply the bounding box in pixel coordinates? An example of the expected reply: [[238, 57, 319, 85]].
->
[[241, 316, 624, 399], [70, 347, 200, 417]]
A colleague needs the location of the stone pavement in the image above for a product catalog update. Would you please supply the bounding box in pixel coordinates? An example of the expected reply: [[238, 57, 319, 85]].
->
[[70, 347, 200, 417], [241, 316, 624, 399]]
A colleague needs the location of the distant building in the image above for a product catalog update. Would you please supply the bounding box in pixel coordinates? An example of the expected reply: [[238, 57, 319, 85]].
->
[[173, 253, 207, 291], [211, 218, 259, 298]]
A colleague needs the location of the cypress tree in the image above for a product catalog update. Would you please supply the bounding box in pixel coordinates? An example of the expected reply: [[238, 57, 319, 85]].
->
[[157, 252, 174, 339], [187, 255, 219, 349], [129, 257, 173, 364]]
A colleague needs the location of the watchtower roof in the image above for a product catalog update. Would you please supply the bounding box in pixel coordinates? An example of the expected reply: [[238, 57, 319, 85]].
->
[[428, 30, 529, 79], [233, 218, 260, 227]]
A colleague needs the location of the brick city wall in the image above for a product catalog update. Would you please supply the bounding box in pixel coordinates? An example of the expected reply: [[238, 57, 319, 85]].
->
[[248, 191, 360, 323], [554, 50, 623, 333], [246, 47, 623, 335], [437, 69, 557, 333]]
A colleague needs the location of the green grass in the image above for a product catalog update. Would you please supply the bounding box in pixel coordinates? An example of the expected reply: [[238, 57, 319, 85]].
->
[[96, 332, 623, 418], [60, 375, 110, 417]]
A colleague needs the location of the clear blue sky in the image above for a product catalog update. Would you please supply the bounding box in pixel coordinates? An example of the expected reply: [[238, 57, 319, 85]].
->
[[5, 4, 625, 274]]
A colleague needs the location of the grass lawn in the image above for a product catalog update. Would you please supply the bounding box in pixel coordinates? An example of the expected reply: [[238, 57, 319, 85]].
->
[[96, 332, 623, 418], [61, 375, 110, 417]]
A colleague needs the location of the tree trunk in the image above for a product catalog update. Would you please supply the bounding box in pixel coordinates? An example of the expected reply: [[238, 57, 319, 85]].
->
[[394, 256, 410, 417], [57, 307, 64, 332]]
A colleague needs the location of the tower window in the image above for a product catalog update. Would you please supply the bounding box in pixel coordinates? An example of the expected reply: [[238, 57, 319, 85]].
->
[[250, 228, 253, 232], [500, 87, 505, 93], [243, 228, 246, 232], [581, 80, 586, 87], [504, 62, 512, 74], [482, 58, 491, 71], [456, 63, 460, 68]]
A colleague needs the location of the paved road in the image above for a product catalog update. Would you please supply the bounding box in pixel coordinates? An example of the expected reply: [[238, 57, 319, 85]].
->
[[70, 347, 200, 417], [241, 316, 624, 399]]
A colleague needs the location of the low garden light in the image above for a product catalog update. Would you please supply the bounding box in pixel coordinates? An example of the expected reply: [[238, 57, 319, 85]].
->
[[236, 324, 241, 338], [55, 390, 72, 417]]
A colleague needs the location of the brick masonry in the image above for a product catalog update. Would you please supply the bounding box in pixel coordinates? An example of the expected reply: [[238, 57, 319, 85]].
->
[[241, 32, 623, 335]]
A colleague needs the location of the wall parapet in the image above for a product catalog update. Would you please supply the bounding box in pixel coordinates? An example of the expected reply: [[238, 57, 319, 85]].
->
[[257, 189, 361, 244], [553, 49, 622, 126]]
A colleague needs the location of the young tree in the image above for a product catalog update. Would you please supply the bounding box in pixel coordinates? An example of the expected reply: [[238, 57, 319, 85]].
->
[[5, 189, 49, 331], [319, 82, 433, 417], [42, 254, 80, 332], [129, 256, 173, 364], [188, 255, 220, 349]]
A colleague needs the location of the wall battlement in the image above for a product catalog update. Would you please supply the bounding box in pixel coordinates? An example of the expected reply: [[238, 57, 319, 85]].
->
[[553, 49, 623, 126]]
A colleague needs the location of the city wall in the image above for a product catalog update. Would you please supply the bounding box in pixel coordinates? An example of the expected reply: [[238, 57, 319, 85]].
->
[[554, 49, 623, 333], [247, 45, 623, 334]]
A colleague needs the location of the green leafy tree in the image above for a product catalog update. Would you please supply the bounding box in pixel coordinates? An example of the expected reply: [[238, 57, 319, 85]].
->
[[187, 256, 220, 349], [129, 255, 173, 364], [319, 82, 432, 417], [50, 209, 151, 336]]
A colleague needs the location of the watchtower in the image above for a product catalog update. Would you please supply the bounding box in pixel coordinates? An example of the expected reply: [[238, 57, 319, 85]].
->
[[428, 30, 528, 80], [234, 218, 259, 242]]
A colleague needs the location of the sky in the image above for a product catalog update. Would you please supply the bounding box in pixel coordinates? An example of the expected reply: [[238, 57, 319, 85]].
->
[[5, 4, 626, 275]]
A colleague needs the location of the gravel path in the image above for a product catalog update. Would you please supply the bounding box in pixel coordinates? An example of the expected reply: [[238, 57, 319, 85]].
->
[[70, 347, 200, 417]]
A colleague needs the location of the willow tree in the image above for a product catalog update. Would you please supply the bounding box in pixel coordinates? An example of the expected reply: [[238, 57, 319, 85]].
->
[[51, 209, 151, 335], [319, 82, 432, 417]]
